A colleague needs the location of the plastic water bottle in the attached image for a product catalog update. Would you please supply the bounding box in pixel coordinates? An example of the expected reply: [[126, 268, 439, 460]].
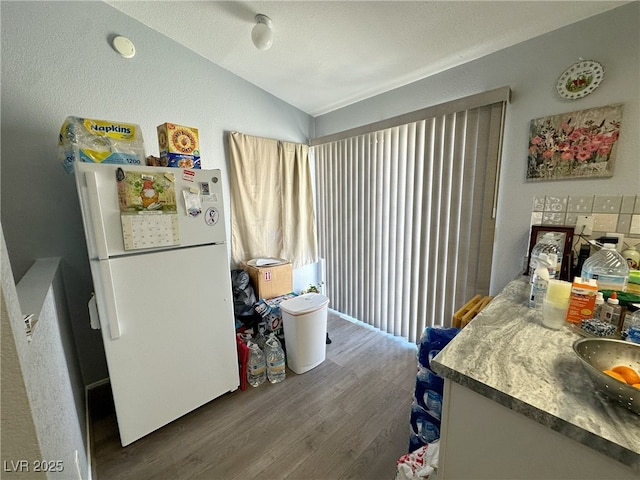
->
[[529, 233, 561, 280], [265, 334, 286, 383], [581, 243, 629, 291], [247, 341, 266, 387], [529, 253, 551, 309], [528, 233, 551, 277], [622, 310, 640, 343]]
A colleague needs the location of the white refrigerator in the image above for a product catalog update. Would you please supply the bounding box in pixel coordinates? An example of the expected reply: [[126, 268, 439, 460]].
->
[[75, 162, 239, 446]]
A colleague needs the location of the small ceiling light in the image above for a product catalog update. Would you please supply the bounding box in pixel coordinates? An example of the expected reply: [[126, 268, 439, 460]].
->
[[111, 35, 136, 59], [251, 14, 273, 50]]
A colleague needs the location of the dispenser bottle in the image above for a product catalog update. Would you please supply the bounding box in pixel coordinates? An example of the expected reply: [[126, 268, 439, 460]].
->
[[529, 253, 551, 309], [601, 292, 622, 331], [593, 292, 605, 321]]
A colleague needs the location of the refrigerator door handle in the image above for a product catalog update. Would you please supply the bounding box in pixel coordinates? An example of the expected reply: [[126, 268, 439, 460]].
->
[[100, 261, 122, 340], [86, 171, 110, 260]]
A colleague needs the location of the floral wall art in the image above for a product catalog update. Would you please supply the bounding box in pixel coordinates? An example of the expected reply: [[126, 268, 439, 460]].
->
[[526, 104, 623, 181]]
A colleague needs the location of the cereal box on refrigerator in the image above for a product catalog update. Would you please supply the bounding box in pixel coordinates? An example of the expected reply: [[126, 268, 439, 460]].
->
[[157, 123, 201, 169]]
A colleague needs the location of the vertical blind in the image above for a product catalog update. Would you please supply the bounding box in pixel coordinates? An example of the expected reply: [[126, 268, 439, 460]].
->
[[312, 91, 508, 342]]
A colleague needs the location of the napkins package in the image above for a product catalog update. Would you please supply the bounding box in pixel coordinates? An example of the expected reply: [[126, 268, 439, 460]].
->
[[59, 116, 145, 174]]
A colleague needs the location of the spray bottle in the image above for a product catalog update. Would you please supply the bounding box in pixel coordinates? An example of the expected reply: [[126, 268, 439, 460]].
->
[[529, 253, 551, 309]]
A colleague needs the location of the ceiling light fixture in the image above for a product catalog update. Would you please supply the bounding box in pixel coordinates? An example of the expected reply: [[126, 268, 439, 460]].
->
[[111, 35, 136, 59], [251, 14, 273, 50]]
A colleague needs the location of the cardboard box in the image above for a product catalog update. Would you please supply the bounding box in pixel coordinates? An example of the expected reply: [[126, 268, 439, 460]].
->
[[241, 260, 293, 300], [566, 277, 598, 324], [160, 152, 201, 169], [157, 123, 201, 169]]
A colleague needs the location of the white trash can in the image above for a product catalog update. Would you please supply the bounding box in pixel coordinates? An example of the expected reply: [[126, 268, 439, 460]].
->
[[280, 293, 330, 374]]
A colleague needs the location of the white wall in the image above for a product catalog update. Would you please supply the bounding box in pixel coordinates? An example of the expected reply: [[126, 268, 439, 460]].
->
[[314, 2, 640, 295], [12, 253, 88, 479], [1, 1, 313, 385], [1, 235, 46, 480]]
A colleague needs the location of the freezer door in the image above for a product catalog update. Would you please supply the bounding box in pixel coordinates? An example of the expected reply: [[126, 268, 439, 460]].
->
[[96, 244, 239, 446], [75, 162, 227, 259]]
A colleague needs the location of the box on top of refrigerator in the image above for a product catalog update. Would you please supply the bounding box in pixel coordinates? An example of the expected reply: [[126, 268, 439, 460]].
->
[[157, 123, 201, 169], [59, 116, 145, 174]]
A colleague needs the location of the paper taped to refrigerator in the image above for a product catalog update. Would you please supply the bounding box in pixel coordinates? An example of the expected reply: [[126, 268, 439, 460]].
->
[[121, 214, 180, 250], [117, 168, 180, 250]]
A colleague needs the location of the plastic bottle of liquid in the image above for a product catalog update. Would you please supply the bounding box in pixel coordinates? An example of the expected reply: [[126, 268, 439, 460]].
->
[[600, 292, 622, 330], [592, 292, 605, 321], [545, 252, 559, 281], [621, 309, 640, 343], [265, 334, 286, 384], [247, 341, 266, 387], [529, 233, 560, 280], [581, 243, 630, 292], [529, 253, 551, 309], [545, 232, 564, 279]]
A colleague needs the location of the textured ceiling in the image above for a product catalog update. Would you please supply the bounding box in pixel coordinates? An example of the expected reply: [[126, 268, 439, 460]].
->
[[105, 1, 628, 116]]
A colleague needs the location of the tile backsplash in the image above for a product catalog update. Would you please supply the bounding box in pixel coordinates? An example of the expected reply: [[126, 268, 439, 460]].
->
[[531, 194, 640, 242]]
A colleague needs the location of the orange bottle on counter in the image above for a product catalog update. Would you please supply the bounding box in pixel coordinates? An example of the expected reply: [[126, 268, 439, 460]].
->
[[565, 277, 598, 324]]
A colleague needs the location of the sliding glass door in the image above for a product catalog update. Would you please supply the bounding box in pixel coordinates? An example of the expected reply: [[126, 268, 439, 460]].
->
[[312, 89, 508, 341]]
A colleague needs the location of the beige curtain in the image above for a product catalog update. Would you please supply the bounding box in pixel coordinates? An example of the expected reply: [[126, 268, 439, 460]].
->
[[228, 132, 317, 268]]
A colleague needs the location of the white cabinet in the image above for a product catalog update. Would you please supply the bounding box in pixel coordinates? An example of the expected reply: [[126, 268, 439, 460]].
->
[[437, 379, 637, 479]]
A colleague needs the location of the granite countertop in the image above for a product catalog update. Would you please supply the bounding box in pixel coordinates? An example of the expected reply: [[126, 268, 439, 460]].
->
[[431, 277, 640, 473]]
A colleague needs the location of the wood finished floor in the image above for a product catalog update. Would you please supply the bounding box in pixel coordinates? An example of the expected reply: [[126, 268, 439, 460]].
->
[[89, 313, 418, 480]]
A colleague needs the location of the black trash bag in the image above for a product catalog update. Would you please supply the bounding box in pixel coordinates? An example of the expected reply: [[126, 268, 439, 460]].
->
[[231, 269, 258, 326]]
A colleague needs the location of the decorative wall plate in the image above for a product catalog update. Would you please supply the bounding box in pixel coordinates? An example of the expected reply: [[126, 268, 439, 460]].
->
[[556, 60, 604, 100]]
